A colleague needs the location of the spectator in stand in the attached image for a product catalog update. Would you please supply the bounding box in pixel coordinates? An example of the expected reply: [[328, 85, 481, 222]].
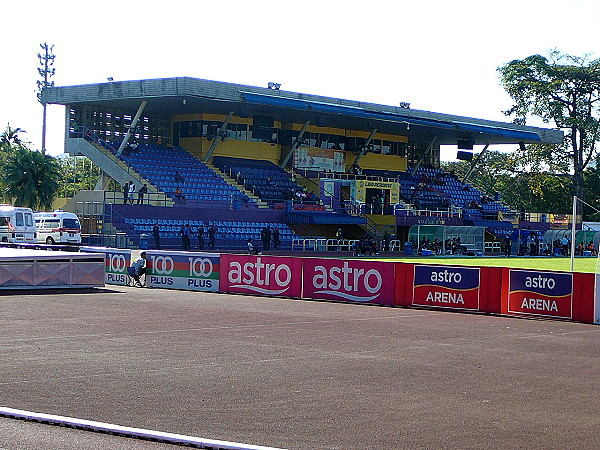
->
[[137, 184, 148, 205], [174, 187, 185, 203], [336, 227, 343, 241], [208, 226, 216, 250], [152, 223, 161, 249], [174, 171, 185, 183], [128, 182, 136, 205], [123, 182, 130, 205]]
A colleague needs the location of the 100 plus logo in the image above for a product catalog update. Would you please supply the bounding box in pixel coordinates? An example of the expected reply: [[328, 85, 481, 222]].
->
[[303, 260, 394, 305], [222, 255, 301, 297]]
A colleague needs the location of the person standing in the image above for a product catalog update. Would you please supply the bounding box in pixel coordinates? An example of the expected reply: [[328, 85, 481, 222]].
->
[[261, 226, 270, 251], [137, 184, 148, 205], [197, 226, 205, 250], [128, 182, 136, 205], [123, 182, 130, 204], [208, 226, 216, 250], [182, 224, 192, 251], [152, 223, 161, 249], [272, 227, 280, 250]]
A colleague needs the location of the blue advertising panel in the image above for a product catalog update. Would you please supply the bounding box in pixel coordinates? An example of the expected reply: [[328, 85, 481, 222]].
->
[[413, 265, 480, 310]]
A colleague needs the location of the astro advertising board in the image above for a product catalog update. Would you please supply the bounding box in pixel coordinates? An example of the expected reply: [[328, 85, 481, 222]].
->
[[145, 251, 220, 291], [80, 246, 131, 285], [413, 265, 480, 311], [302, 259, 395, 305], [507, 270, 573, 319], [220, 255, 302, 298]]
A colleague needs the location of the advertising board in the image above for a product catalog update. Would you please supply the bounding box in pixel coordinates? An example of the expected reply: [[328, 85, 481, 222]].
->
[[507, 269, 573, 319], [302, 258, 395, 305], [220, 255, 302, 298], [80, 246, 132, 285], [145, 251, 220, 291], [413, 265, 480, 310]]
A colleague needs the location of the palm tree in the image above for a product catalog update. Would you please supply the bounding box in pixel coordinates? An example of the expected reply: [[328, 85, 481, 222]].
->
[[0, 125, 27, 151], [2, 148, 60, 209]]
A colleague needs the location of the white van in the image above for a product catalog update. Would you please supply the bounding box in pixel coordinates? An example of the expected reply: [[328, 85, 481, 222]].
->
[[34, 211, 82, 245], [0, 205, 37, 243]]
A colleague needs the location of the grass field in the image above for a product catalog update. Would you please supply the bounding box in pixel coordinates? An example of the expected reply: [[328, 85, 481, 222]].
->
[[374, 255, 600, 273]]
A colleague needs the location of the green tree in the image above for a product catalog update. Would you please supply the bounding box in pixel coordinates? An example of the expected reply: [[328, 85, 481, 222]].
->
[[2, 148, 60, 209], [498, 50, 600, 202], [442, 146, 573, 214], [56, 156, 101, 198], [1, 125, 28, 152]]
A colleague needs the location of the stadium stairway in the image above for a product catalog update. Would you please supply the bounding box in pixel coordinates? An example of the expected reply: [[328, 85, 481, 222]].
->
[[205, 161, 268, 208]]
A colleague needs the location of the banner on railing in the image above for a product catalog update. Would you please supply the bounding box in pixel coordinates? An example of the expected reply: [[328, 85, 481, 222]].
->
[[145, 251, 220, 291], [302, 258, 395, 305], [507, 269, 573, 319], [412, 264, 481, 311], [80, 246, 131, 285], [220, 255, 302, 298]]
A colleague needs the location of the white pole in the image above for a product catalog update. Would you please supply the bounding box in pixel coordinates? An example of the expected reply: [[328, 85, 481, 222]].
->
[[571, 195, 577, 272]]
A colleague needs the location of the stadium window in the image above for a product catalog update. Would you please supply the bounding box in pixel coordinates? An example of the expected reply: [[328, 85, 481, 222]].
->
[[371, 139, 382, 154], [179, 121, 190, 138], [189, 121, 201, 138], [382, 141, 391, 155]]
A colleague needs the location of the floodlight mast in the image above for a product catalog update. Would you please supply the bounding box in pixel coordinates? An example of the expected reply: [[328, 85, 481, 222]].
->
[[37, 42, 56, 155]]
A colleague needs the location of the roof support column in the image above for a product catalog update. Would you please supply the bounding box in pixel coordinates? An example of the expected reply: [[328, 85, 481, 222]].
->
[[203, 111, 234, 163], [116, 101, 147, 156], [410, 136, 438, 176], [353, 129, 377, 166], [462, 143, 490, 184], [280, 120, 310, 169]]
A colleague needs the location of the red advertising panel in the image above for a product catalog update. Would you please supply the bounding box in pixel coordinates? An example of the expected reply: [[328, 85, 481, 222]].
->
[[220, 254, 302, 298], [302, 258, 395, 305], [507, 269, 573, 319], [413, 265, 480, 311]]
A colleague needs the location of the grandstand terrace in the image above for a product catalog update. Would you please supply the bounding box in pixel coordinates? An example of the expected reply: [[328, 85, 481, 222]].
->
[[41, 77, 563, 252]]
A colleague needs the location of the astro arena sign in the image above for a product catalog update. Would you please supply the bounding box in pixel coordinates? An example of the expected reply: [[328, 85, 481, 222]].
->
[[413, 265, 480, 310], [507, 270, 573, 319], [145, 251, 219, 291]]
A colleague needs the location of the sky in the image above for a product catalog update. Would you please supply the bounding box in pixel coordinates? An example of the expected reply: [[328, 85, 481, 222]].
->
[[1, 0, 598, 161]]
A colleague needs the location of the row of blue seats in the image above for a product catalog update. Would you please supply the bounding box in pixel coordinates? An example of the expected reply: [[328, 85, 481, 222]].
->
[[124, 218, 290, 228]]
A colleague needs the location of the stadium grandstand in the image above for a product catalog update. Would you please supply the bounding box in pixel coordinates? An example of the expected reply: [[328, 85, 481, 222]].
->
[[40, 77, 563, 252]]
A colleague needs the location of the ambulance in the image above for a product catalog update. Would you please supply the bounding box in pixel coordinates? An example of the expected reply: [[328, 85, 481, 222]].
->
[[0, 205, 37, 243], [34, 210, 82, 245]]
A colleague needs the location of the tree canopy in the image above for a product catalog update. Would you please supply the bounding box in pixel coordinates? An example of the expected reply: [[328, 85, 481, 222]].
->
[[2, 147, 60, 209], [498, 50, 600, 202]]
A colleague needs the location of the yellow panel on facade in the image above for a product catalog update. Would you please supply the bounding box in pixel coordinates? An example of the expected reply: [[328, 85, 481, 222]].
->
[[211, 140, 282, 163], [347, 153, 407, 172]]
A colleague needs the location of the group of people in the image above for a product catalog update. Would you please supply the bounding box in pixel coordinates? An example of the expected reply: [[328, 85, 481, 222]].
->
[[123, 181, 149, 205], [246, 226, 282, 254], [352, 238, 378, 256], [418, 237, 467, 255], [151, 223, 216, 251]]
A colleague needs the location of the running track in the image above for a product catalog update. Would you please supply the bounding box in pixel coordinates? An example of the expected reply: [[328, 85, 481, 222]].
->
[[2, 286, 600, 449]]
